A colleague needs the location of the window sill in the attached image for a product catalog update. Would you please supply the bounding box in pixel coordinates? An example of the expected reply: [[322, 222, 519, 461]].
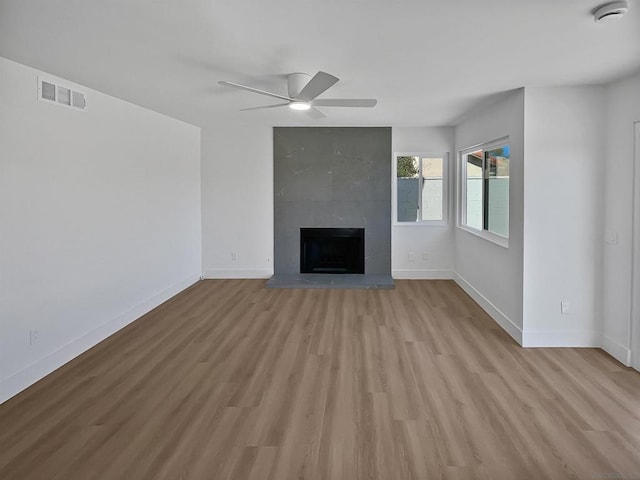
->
[[457, 224, 509, 248], [393, 220, 449, 227]]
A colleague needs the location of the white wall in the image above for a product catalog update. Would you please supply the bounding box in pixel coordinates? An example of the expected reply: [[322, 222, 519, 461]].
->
[[454, 89, 525, 343], [629, 121, 640, 371], [201, 125, 273, 278], [0, 57, 202, 403], [392, 127, 455, 278], [634, 123, 640, 371], [602, 71, 640, 367], [522, 86, 605, 348]]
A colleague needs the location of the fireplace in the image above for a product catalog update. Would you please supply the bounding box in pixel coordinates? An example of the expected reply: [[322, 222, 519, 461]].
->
[[268, 127, 393, 288], [300, 228, 365, 274]]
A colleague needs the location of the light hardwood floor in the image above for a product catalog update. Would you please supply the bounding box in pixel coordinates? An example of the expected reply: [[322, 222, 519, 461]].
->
[[1, 280, 639, 480]]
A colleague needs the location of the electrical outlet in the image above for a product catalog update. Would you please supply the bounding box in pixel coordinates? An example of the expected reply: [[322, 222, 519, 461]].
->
[[408, 251, 415, 262], [30, 329, 39, 345], [560, 301, 570, 314], [605, 228, 618, 245], [231, 252, 237, 261]]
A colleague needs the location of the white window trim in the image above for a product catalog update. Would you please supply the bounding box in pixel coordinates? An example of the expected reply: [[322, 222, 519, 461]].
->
[[457, 137, 510, 248], [392, 152, 449, 226]]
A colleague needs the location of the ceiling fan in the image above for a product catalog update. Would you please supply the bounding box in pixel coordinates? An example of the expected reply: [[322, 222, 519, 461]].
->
[[218, 71, 377, 118]]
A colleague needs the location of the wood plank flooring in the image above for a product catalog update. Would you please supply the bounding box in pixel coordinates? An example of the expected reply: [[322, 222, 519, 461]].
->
[[1, 279, 639, 480]]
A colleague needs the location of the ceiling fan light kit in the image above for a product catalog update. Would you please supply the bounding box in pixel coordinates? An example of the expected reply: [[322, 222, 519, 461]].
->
[[289, 101, 311, 111], [218, 71, 377, 118], [593, 0, 629, 22]]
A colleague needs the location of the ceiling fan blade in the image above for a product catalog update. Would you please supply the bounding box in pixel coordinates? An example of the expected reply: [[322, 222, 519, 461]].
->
[[240, 103, 290, 111], [296, 71, 339, 101], [306, 107, 326, 119], [312, 99, 377, 108], [218, 81, 293, 102]]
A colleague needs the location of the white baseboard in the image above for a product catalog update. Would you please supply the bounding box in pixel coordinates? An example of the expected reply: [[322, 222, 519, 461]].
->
[[203, 269, 272, 279], [522, 329, 600, 348], [0, 274, 200, 405], [600, 334, 632, 366], [392, 269, 454, 280], [453, 272, 523, 345]]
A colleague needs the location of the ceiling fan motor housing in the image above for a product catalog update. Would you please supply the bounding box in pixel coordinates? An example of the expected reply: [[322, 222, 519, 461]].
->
[[287, 73, 312, 99]]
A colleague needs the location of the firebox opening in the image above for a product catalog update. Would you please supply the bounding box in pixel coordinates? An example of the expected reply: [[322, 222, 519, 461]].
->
[[300, 228, 365, 274]]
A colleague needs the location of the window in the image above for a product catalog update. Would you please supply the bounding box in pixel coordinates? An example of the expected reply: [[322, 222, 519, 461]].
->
[[394, 153, 448, 224], [459, 139, 510, 245]]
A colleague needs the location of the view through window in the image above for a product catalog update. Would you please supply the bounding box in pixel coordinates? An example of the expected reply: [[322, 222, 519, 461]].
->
[[461, 141, 510, 239], [396, 154, 447, 223]]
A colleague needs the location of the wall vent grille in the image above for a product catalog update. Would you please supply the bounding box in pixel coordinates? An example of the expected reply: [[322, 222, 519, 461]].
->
[[41, 81, 56, 101], [71, 91, 86, 109], [38, 77, 87, 111]]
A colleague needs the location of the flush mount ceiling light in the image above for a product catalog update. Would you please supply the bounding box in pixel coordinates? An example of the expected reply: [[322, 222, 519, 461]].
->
[[593, 0, 629, 22], [289, 101, 311, 111]]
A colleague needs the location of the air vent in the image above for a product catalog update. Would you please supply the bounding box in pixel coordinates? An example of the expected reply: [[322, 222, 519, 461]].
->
[[41, 81, 56, 101], [57, 86, 71, 105], [72, 91, 86, 109], [38, 77, 87, 111]]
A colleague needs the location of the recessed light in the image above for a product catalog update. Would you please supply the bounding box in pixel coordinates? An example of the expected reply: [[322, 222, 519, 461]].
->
[[593, 1, 629, 23], [289, 101, 311, 111]]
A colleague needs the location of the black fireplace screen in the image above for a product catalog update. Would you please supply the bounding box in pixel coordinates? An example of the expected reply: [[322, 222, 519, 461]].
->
[[300, 228, 365, 274]]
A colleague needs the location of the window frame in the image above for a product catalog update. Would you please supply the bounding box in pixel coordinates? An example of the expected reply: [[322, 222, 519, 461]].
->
[[457, 137, 510, 248], [392, 152, 449, 226]]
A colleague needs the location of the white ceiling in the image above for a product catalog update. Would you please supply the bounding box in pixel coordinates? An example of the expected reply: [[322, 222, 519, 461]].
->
[[1, 0, 639, 127]]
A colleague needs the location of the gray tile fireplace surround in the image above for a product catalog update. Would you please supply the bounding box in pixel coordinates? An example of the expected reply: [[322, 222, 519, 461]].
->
[[267, 127, 394, 289]]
